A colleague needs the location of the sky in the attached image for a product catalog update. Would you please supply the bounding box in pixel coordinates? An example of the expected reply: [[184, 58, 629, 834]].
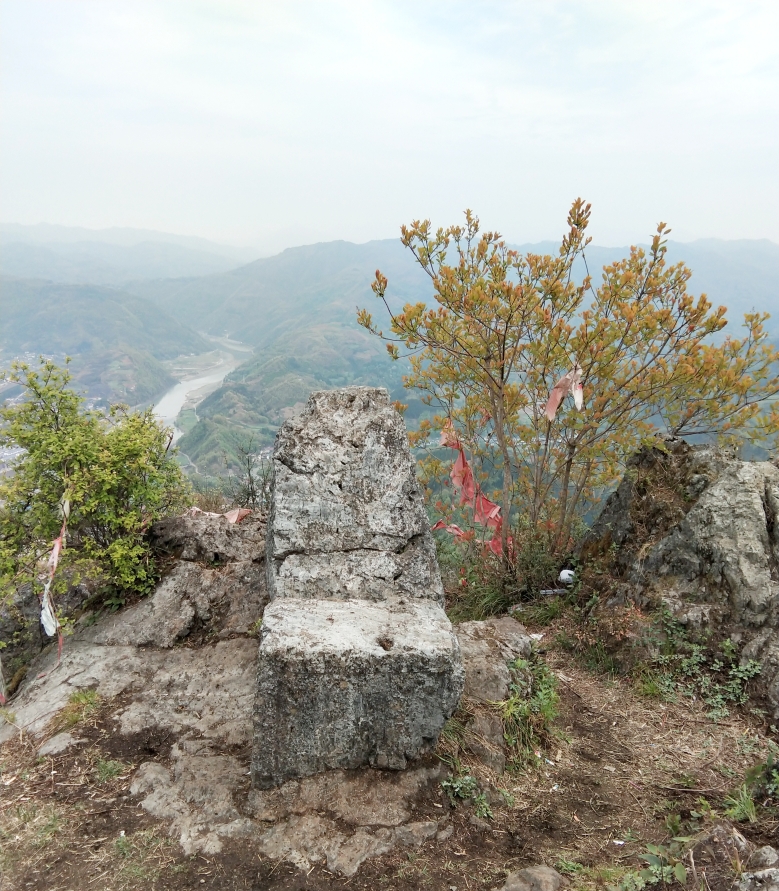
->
[[2, 1, 778, 252]]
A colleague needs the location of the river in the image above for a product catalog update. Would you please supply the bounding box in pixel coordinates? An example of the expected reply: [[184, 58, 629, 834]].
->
[[153, 355, 238, 442]]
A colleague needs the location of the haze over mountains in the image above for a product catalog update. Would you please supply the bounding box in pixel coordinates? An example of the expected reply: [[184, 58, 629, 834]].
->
[[0, 223, 260, 285], [1, 224, 777, 475]]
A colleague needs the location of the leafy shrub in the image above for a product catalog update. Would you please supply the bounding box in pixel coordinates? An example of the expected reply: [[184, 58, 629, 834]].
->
[[441, 772, 493, 819], [441, 772, 478, 804], [723, 784, 758, 823], [744, 751, 779, 806], [0, 359, 190, 608], [610, 841, 688, 891]]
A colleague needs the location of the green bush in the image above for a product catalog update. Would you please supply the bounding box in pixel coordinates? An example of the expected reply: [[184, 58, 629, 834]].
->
[[0, 359, 190, 607]]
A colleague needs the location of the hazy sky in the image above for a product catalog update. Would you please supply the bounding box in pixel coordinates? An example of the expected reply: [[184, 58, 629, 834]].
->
[[2, 1, 778, 251]]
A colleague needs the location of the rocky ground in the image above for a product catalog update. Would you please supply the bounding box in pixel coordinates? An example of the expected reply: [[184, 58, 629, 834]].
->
[[2, 454, 779, 890]]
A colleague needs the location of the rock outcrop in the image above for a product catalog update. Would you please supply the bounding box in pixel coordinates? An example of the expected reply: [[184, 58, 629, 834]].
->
[[252, 387, 464, 788], [1, 501, 519, 875], [580, 440, 779, 716]]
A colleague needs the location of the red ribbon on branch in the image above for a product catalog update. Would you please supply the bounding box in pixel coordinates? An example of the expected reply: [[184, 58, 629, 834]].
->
[[433, 423, 508, 555], [544, 364, 584, 422]]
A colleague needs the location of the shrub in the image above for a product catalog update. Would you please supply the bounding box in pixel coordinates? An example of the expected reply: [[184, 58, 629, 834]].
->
[[0, 359, 190, 610]]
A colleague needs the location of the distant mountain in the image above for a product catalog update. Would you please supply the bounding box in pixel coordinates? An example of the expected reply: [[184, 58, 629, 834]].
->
[[3, 230, 775, 474], [0, 223, 265, 285], [0, 277, 209, 404], [129, 240, 430, 473], [513, 238, 779, 340], [0, 223, 258, 262], [176, 322, 411, 473], [126, 239, 431, 346], [155, 236, 778, 475], [129, 236, 779, 343]]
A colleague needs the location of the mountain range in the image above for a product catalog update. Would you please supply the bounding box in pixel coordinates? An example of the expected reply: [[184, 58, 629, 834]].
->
[[0, 223, 260, 285], [1, 225, 777, 476]]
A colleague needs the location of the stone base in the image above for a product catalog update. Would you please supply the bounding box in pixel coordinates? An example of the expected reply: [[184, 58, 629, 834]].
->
[[251, 598, 464, 788]]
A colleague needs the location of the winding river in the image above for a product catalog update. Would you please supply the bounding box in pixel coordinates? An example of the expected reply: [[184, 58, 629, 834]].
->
[[153, 353, 241, 442]]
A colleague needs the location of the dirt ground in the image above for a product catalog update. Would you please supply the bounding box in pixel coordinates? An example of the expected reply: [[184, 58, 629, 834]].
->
[[2, 629, 776, 891]]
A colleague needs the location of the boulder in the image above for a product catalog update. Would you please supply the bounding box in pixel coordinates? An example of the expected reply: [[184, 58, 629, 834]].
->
[[580, 440, 779, 717], [252, 598, 462, 786], [150, 511, 266, 565], [252, 387, 463, 788], [265, 387, 442, 604], [457, 616, 533, 702], [501, 865, 567, 891]]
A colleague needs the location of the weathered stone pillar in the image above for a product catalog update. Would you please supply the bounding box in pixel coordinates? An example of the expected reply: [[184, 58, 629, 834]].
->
[[251, 387, 464, 788]]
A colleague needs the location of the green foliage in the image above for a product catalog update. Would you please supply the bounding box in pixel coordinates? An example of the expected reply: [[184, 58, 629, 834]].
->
[[57, 689, 100, 728], [441, 772, 478, 804], [556, 858, 586, 877], [723, 784, 758, 823], [95, 758, 127, 783], [745, 751, 779, 803], [0, 359, 190, 609], [721, 748, 779, 826], [438, 539, 516, 622], [495, 656, 560, 768], [360, 203, 779, 557], [473, 792, 493, 820], [610, 841, 688, 891], [222, 438, 272, 510], [640, 614, 762, 719], [440, 772, 493, 819]]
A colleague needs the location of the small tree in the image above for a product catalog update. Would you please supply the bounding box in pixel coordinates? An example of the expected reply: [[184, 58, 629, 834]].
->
[[358, 200, 779, 559], [0, 359, 190, 605], [222, 437, 272, 511]]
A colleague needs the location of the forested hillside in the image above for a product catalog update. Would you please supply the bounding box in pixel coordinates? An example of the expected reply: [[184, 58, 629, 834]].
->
[[130, 236, 779, 475], [0, 277, 208, 404], [128, 240, 430, 472]]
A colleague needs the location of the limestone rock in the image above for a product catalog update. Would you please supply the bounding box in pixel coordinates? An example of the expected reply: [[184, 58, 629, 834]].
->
[[266, 387, 443, 604], [457, 616, 532, 702], [251, 598, 463, 786], [0, 637, 256, 746], [246, 762, 445, 826], [580, 441, 779, 717], [37, 731, 84, 757], [501, 865, 567, 891], [253, 387, 463, 787], [150, 511, 266, 564], [83, 558, 267, 648], [0, 511, 266, 696], [466, 712, 507, 774], [0, 580, 93, 691], [740, 870, 779, 891], [750, 848, 779, 870]]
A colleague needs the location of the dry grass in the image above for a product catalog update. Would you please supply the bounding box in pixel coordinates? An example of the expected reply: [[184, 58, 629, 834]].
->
[[434, 640, 777, 880], [0, 697, 177, 890], [1, 630, 776, 891]]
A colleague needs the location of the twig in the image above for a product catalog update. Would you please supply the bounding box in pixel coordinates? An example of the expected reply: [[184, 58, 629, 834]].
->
[[688, 848, 700, 891], [656, 785, 724, 794]]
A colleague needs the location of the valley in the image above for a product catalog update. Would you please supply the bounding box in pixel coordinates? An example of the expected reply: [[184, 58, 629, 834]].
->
[[2, 229, 778, 482]]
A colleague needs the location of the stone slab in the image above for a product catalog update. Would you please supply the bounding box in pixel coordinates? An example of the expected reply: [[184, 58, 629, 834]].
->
[[251, 597, 464, 788], [267, 388, 442, 604]]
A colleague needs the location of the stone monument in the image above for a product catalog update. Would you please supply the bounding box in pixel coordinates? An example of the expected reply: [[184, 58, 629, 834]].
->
[[251, 387, 464, 788]]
